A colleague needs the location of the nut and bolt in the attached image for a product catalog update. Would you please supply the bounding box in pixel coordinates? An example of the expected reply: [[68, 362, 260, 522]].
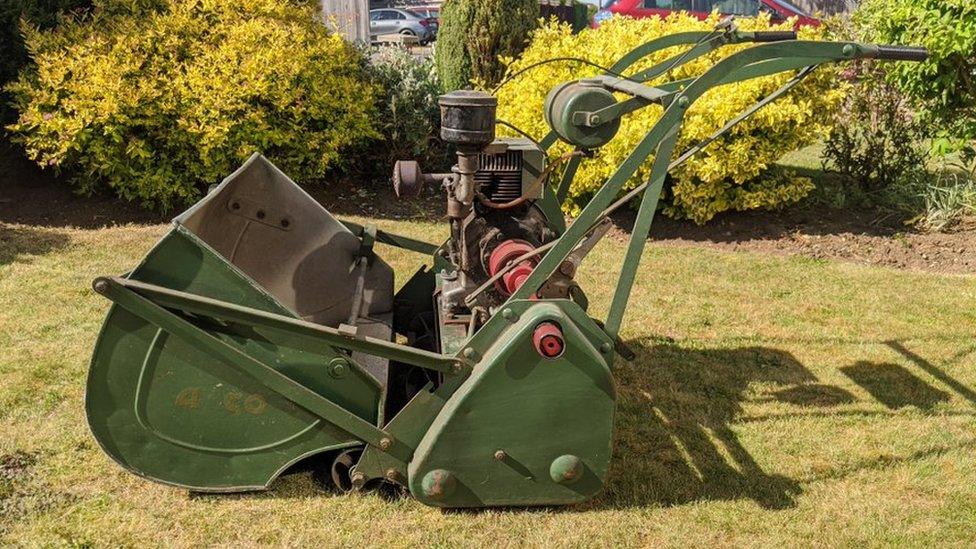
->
[[351, 472, 366, 487], [92, 279, 109, 294], [462, 347, 476, 360], [493, 449, 507, 461], [328, 358, 348, 379], [385, 468, 400, 481], [378, 437, 392, 450], [677, 96, 690, 108]]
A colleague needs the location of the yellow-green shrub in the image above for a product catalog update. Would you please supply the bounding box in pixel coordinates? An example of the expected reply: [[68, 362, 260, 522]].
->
[[6, 0, 379, 211], [494, 14, 845, 223]]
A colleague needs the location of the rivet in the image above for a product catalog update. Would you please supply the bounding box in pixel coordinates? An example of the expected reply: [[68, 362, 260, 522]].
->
[[462, 347, 476, 359], [385, 468, 399, 480], [842, 44, 855, 57], [493, 449, 507, 461], [502, 308, 516, 322], [677, 96, 690, 108], [378, 437, 392, 450], [600, 342, 612, 354]]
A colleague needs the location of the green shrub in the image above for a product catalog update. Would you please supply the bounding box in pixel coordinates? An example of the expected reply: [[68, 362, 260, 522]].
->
[[6, 0, 379, 210], [822, 63, 926, 193], [366, 45, 446, 167], [494, 15, 844, 224], [435, 0, 538, 91], [856, 0, 976, 163]]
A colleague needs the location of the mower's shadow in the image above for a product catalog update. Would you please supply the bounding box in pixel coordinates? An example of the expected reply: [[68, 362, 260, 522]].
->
[[594, 340, 815, 511]]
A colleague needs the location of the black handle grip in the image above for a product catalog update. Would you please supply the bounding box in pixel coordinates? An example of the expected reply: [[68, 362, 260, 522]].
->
[[752, 31, 797, 42], [874, 45, 929, 62]]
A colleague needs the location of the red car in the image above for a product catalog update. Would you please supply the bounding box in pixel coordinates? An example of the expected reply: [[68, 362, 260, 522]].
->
[[593, 0, 820, 28]]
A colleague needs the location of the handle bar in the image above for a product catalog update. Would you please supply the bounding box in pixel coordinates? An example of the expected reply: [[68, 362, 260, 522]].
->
[[751, 31, 797, 42], [874, 45, 929, 62]]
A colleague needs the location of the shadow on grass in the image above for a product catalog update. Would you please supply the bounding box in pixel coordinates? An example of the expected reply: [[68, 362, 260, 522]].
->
[[598, 341, 820, 511], [0, 224, 70, 265], [841, 362, 950, 411]]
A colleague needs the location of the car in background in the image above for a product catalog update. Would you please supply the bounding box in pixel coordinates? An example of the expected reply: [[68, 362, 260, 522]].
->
[[369, 8, 438, 44], [410, 5, 441, 25], [593, 0, 820, 29]]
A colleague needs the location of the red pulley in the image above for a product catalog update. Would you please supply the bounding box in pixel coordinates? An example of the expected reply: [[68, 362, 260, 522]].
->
[[533, 322, 565, 359], [488, 239, 538, 296]]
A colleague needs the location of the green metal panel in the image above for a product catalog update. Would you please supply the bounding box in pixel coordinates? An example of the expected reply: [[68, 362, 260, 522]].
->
[[86, 227, 383, 491], [408, 301, 615, 507]]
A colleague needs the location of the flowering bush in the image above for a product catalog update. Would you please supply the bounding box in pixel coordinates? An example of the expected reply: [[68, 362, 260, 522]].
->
[[6, 0, 379, 210], [494, 13, 845, 223]]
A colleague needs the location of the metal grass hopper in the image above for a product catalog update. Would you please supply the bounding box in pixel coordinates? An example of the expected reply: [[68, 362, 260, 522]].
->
[[86, 24, 927, 508]]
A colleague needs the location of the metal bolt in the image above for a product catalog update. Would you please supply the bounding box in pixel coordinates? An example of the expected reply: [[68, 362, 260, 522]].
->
[[379, 437, 392, 450], [589, 114, 601, 125], [842, 44, 855, 57], [502, 308, 516, 322], [385, 468, 399, 481], [462, 347, 476, 359], [328, 358, 348, 379], [92, 279, 109, 294], [351, 472, 366, 487], [677, 96, 690, 108], [600, 342, 612, 354], [493, 449, 507, 461]]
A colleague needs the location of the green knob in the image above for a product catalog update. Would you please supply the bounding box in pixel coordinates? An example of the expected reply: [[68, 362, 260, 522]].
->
[[421, 469, 457, 500], [549, 454, 583, 484]]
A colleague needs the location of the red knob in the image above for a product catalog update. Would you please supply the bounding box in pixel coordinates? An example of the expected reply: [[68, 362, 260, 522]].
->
[[533, 322, 564, 359]]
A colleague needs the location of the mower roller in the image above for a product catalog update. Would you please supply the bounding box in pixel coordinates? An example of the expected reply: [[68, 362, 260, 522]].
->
[[86, 24, 927, 508]]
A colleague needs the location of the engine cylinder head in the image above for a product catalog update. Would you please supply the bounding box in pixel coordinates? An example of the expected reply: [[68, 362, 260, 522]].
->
[[439, 90, 497, 151]]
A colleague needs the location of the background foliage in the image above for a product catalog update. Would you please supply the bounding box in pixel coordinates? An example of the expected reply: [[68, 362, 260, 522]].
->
[[366, 45, 446, 168], [856, 0, 976, 163], [435, 0, 538, 92], [6, 0, 379, 210], [494, 14, 844, 224], [0, 0, 91, 121]]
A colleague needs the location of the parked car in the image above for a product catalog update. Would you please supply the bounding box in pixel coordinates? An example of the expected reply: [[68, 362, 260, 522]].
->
[[410, 5, 441, 25], [369, 8, 437, 44], [593, 0, 820, 28]]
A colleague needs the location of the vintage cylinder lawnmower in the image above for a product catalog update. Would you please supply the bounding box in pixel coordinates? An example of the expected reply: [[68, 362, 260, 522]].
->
[[86, 24, 927, 508]]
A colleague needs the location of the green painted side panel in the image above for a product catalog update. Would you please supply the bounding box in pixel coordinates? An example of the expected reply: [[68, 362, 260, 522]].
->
[[408, 301, 616, 507], [86, 228, 380, 492]]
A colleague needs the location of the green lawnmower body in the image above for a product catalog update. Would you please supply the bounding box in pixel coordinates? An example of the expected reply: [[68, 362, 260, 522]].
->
[[86, 27, 927, 508]]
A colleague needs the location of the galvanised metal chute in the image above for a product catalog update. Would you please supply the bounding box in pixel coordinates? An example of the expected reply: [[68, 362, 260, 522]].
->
[[85, 21, 928, 507]]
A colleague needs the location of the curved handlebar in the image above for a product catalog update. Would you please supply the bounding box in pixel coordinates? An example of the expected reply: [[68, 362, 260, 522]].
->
[[874, 45, 929, 62]]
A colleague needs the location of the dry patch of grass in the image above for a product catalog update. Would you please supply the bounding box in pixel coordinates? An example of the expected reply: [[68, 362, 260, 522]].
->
[[1, 218, 975, 546]]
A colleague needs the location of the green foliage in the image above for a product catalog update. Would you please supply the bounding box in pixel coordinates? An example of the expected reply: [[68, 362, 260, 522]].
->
[[856, 0, 976, 162], [822, 64, 926, 192], [495, 15, 844, 224], [435, 0, 538, 91], [6, 0, 379, 211], [0, 0, 91, 120], [366, 45, 446, 166]]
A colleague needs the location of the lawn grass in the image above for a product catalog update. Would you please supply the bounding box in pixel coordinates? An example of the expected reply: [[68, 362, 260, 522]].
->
[[2, 217, 975, 547]]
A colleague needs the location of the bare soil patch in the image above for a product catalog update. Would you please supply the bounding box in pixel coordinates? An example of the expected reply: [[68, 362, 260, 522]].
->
[[2, 141, 972, 274]]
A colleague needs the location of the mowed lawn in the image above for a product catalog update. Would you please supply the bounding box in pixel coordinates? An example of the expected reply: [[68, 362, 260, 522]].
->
[[2, 216, 975, 547]]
